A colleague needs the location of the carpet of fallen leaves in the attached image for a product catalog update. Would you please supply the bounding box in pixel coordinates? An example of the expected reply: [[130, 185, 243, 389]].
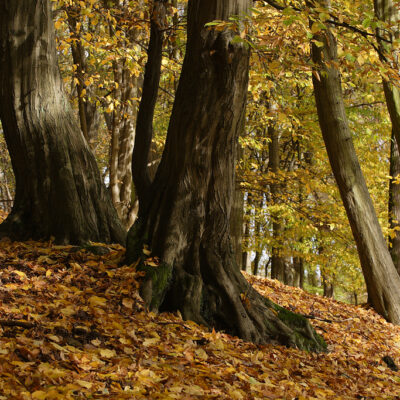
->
[[0, 239, 399, 399]]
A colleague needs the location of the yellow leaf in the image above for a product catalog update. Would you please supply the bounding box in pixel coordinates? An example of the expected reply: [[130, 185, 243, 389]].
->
[[123, 347, 134, 355], [311, 22, 321, 34], [38, 363, 68, 379], [13, 270, 27, 279], [228, 389, 244, 400], [46, 269, 52, 278], [91, 339, 101, 346], [185, 385, 204, 396], [71, 262, 82, 271], [195, 348, 208, 360], [122, 298, 133, 309], [142, 245, 151, 256], [89, 296, 107, 307], [99, 348, 116, 358], [76, 380, 93, 389], [54, 20, 63, 30], [143, 337, 160, 346], [47, 334, 60, 343], [32, 391, 47, 400], [60, 305, 75, 316]]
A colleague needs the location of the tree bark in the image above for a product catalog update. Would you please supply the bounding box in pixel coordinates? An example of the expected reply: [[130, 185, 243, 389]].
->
[[105, 60, 139, 229], [269, 124, 285, 281], [230, 182, 244, 269], [389, 131, 400, 274], [0, 0, 125, 245], [125, 0, 326, 351], [374, 0, 400, 275], [374, 0, 400, 147], [293, 256, 304, 288], [311, 1, 400, 323], [322, 275, 334, 299], [241, 193, 251, 272], [131, 0, 167, 207]]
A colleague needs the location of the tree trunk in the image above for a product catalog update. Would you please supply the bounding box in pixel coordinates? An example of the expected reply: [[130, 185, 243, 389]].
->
[[125, 0, 326, 351], [284, 258, 294, 286], [0, 0, 125, 245], [322, 276, 334, 299], [311, 1, 400, 323], [241, 193, 251, 272], [389, 131, 400, 274], [269, 125, 285, 281], [252, 197, 263, 275], [230, 183, 244, 269], [105, 61, 139, 229], [252, 250, 261, 276], [131, 0, 167, 207], [293, 256, 304, 288], [374, 0, 400, 147], [374, 0, 400, 275]]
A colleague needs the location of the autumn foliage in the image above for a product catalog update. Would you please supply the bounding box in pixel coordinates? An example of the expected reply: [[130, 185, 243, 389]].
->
[[0, 236, 399, 399]]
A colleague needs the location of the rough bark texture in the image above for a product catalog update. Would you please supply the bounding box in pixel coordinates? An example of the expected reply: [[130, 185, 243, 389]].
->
[[374, 0, 400, 146], [311, 5, 400, 323], [374, 0, 400, 276], [105, 61, 139, 229], [126, 0, 326, 351], [389, 131, 400, 274], [0, 0, 125, 245], [131, 0, 167, 206]]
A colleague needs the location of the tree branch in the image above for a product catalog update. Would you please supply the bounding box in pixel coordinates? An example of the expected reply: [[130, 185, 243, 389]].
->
[[259, 0, 390, 61]]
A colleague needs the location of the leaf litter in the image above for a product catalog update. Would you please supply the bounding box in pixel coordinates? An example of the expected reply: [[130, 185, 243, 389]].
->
[[0, 239, 398, 399]]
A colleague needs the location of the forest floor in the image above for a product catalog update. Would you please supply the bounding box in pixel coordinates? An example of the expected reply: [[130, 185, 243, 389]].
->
[[0, 239, 399, 399]]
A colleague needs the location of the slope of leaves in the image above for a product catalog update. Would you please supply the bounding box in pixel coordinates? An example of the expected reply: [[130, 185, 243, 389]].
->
[[0, 239, 399, 399]]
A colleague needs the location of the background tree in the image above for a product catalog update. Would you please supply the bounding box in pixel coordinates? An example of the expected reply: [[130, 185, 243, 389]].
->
[[311, 0, 400, 323]]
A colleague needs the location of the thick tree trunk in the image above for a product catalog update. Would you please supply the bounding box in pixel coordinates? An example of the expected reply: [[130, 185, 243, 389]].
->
[[374, 0, 400, 146], [0, 0, 125, 244], [389, 131, 400, 274], [374, 0, 400, 275], [125, 0, 326, 351], [311, 2, 400, 323]]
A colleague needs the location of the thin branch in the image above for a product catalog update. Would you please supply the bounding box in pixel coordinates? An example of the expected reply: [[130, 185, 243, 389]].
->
[[259, 0, 390, 61], [0, 319, 36, 329], [346, 101, 385, 109]]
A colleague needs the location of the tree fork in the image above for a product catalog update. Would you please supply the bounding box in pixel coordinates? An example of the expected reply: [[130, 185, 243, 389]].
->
[[126, 0, 326, 351]]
